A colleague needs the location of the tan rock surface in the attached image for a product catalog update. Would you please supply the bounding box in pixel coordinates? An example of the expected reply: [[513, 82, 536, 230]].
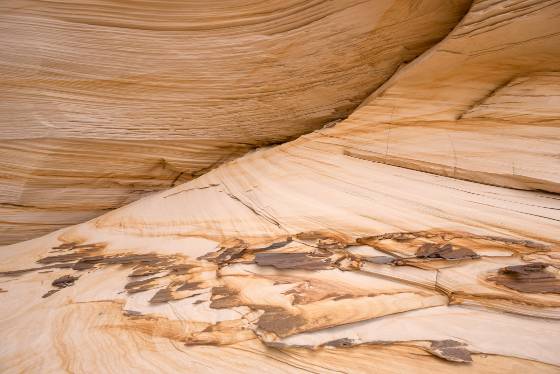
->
[[1, 0, 560, 372], [327, 0, 560, 192], [0, 0, 470, 244]]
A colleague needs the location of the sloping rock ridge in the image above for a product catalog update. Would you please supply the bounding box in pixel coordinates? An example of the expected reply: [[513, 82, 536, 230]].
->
[[0, 0, 470, 244], [1, 0, 560, 373]]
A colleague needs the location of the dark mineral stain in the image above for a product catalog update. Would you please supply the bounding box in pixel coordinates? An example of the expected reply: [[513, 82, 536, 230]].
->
[[363, 256, 396, 264], [199, 240, 248, 265], [250, 304, 287, 313], [38, 252, 85, 264], [372, 233, 417, 242], [71, 253, 174, 273], [358, 232, 420, 243], [72, 255, 106, 270], [41, 242, 106, 263], [168, 264, 196, 275], [123, 310, 143, 316], [323, 338, 356, 348], [210, 286, 230, 296], [210, 296, 240, 309], [263, 341, 312, 349], [51, 263, 77, 269], [52, 275, 79, 288], [73, 243, 105, 250], [295, 231, 348, 249], [482, 236, 548, 250], [177, 281, 204, 291], [51, 242, 78, 251], [331, 293, 357, 301], [6, 243, 199, 302], [128, 267, 162, 277], [209, 285, 259, 309], [0, 262, 76, 277], [0, 268, 38, 277], [416, 243, 479, 260], [150, 288, 174, 304], [257, 239, 292, 251], [42, 289, 60, 298], [257, 310, 307, 337], [103, 254, 171, 266], [317, 239, 346, 250], [254, 252, 332, 270], [295, 231, 334, 241], [357, 231, 551, 257], [50, 242, 105, 251], [488, 263, 560, 294], [429, 340, 472, 363], [125, 277, 161, 294]]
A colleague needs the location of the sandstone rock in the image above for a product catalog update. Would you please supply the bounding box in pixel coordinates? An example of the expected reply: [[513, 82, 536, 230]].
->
[[1, 0, 560, 373], [0, 0, 470, 244]]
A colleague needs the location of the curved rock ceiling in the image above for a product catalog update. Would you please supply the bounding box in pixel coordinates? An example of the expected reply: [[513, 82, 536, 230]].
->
[[1, 0, 560, 373], [0, 0, 470, 244]]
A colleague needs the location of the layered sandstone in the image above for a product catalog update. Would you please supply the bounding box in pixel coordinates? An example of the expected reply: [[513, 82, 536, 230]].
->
[[1, 0, 560, 373], [0, 0, 470, 244]]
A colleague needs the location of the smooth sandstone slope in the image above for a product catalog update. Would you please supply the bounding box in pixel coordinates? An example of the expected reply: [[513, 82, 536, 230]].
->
[[323, 0, 560, 192], [2, 0, 560, 372], [0, 0, 471, 245]]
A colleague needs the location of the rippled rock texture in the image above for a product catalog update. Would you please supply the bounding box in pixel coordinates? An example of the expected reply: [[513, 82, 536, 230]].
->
[[1, 0, 560, 373], [0, 0, 470, 244]]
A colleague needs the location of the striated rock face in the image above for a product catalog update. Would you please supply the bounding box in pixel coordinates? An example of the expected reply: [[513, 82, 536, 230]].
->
[[0, 0, 470, 244], [332, 0, 560, 193], [1, 0, 560, 372]]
